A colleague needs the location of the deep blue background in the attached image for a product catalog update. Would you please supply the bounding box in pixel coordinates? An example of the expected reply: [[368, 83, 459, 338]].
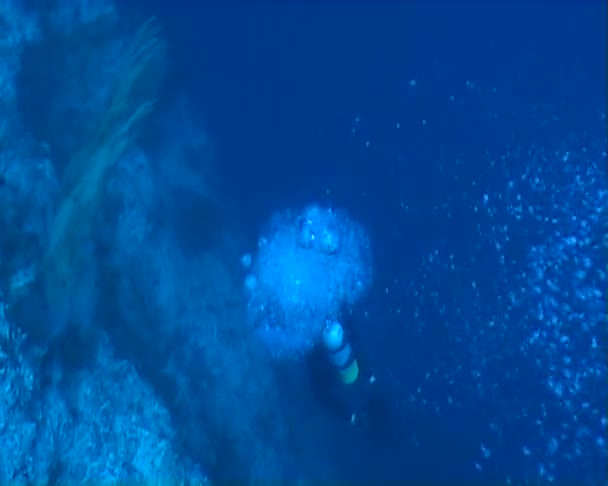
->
[[148, 1, 604, 253], [139, 1, 605, 481]]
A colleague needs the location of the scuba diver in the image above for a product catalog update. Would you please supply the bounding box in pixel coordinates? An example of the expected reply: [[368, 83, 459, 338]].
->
[[307, 312, 393, 441]]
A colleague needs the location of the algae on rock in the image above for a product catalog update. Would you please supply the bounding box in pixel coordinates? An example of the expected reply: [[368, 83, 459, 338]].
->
[[40, 17, 166, 328]]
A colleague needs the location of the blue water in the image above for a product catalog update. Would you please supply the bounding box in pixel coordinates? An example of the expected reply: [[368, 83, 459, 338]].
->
[[2, 1, 603, 483], [137, 2, 606, 482]]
